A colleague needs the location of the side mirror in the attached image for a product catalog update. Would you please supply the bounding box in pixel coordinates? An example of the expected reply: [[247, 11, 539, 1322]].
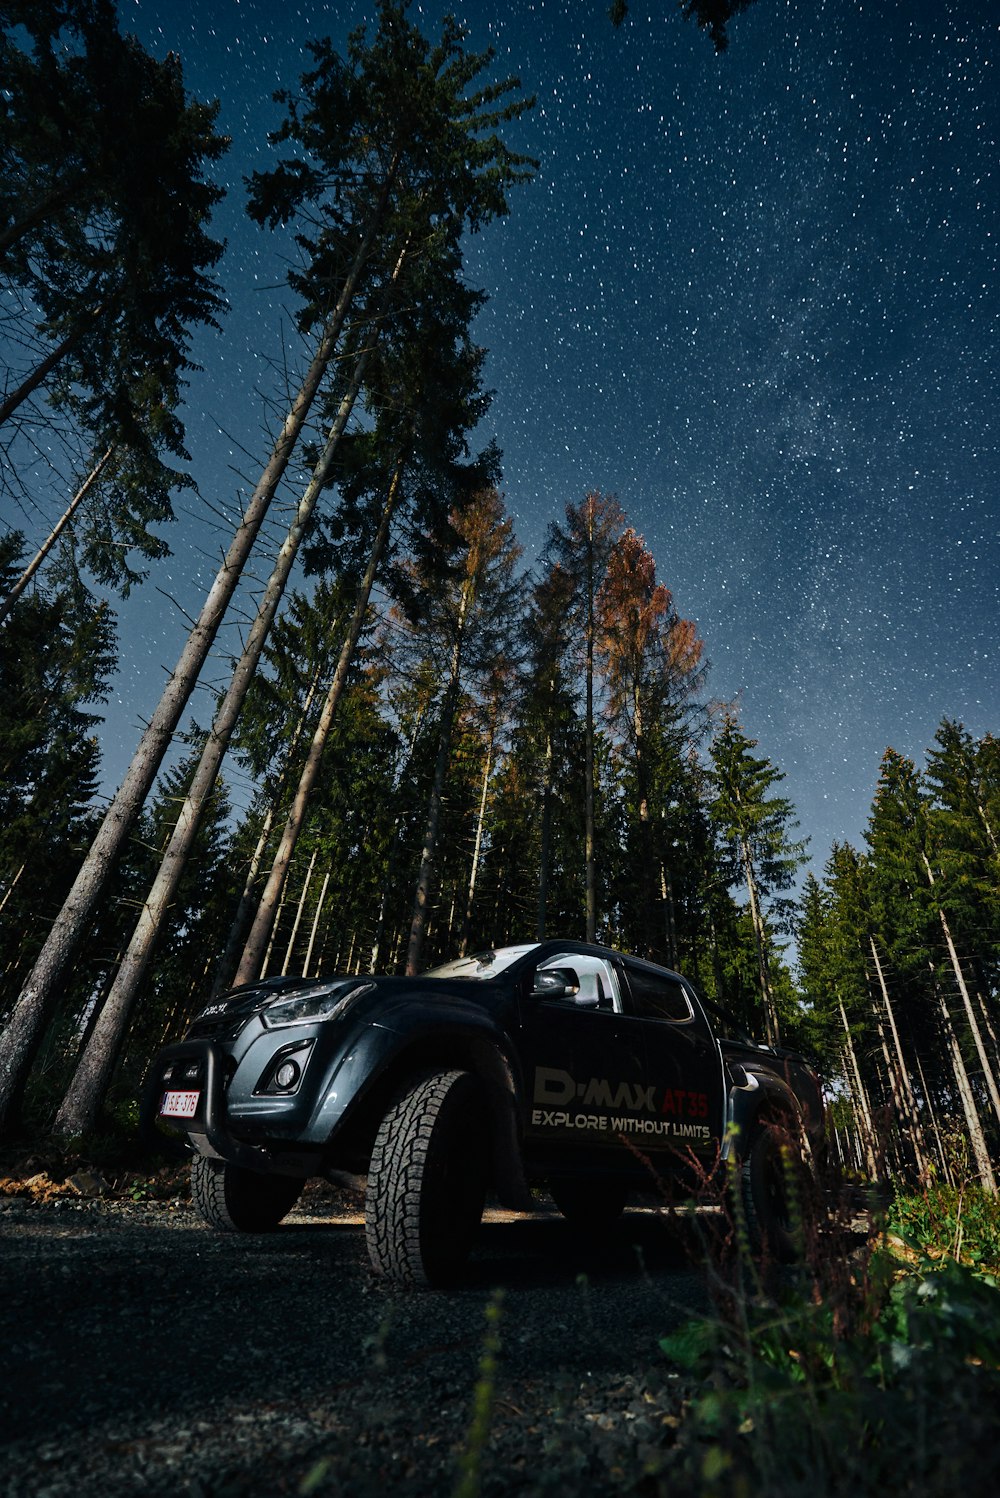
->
[[531, 966, 580, 999]]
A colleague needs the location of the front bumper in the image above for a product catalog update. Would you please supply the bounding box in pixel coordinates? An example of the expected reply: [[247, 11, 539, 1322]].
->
[[144, 1040, 291, 1174]]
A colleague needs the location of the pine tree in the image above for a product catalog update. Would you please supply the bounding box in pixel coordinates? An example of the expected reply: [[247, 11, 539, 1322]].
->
[[544, 492, 625, 940], [400, 488, 523, 974], [708, 713, 807, 1046], [0, 0, 227, 563], [0, 2, 534, 1137], [596, 527, 704, 959]]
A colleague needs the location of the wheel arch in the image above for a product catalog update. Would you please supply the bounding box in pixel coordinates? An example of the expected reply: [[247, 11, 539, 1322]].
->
[[325, 1029, 533, 1211], [731, 1071, 804, 1155]]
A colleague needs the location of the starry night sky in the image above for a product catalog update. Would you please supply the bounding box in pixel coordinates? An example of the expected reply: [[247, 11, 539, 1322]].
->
[[100, 0, 998, 876]]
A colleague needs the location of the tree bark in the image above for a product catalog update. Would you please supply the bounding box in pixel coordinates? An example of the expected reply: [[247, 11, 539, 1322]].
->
[[0, 446, 113, 622]]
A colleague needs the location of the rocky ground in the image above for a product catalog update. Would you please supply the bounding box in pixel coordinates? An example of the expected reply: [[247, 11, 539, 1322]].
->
[[0, 1167, 718, 1496]]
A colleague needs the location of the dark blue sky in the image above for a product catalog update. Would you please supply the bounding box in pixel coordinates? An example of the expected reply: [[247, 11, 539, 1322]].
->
[[102, 0, 999, 873]]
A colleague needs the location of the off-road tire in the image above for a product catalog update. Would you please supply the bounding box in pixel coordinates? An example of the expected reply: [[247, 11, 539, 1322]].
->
[[191, 1155, 303, 1233], [739, 1120, 809, 1263], [365, 1069, 488, 1288], [549, 1176, 628, 1230]]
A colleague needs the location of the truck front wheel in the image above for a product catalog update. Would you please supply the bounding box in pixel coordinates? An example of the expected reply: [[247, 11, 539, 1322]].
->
[[739, 1120, 810, 1263], [365, 1069, 488, 1288], [191, 1155, 303, 1232]]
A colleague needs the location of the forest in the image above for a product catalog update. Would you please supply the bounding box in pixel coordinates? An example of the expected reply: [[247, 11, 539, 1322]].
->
[[0, 0, 998, 1207]]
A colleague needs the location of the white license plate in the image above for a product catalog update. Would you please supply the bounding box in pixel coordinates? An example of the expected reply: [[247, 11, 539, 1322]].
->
[[161, 1089, 200, 1119]]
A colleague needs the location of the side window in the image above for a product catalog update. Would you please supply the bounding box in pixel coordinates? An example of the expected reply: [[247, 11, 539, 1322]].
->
[[623, 962, 692, 1023]]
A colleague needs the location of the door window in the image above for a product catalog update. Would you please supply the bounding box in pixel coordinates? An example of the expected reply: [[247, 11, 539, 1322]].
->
[[623, 961, 693, 1024]]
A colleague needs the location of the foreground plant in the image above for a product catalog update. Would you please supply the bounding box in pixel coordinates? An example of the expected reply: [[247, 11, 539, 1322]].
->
[[652, 1176, 1000, 1498]]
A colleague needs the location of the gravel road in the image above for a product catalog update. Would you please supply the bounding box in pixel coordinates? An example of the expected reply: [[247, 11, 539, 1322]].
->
[[0, 1185, 713, 1497]]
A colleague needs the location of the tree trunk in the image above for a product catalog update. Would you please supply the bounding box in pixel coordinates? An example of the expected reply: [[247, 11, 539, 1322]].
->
[[739, 835, 779, 1047], [303, 867, 332, 977], [0, 447, 113, 622], [868, 936, 931, 1181], [405, 577, 470, 977], [50, 337, 377, 1137], [208, 660, 325, 997], [0, 176, 85, 256], [281, 847, 318, 976], [922, 853, 1000, 1127], [536, 713, 554, 941], [913, 1048, 954, 1187], [458, 717, 495, 956], [0, 186, 392, 1136], [584, 529, 596, 943], [0, 318, 93, 426], [235, 458, 405, 984], [838, 998, 880, 1178], [405, 673, 462, 977], [933, 975, 997, 1191]]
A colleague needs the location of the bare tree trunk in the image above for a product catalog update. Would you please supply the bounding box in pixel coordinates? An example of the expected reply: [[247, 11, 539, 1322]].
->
[[209, 661, 325, 997], [303, 868, 332, 977], [659, 863, 678, 970], [0, 447, 113, 622], [536, 717, 554, 940], [459, 719, 494, 956], [838, 998, 879, 1179], [261, 882, 291, 979], [405, 672, 462, 976], [50, 337, 377, 1137], [934, 975, 996, 1191], [0, 318, 92, 426], [739, 835, 778, 1047], [0, 863, 25, 917], [0, 331, 339, 1134], [922, 853, 1000, 1128], [913, 1048, 954, 1187], [235, 458, 405, 984], [584, 543, 596, 943], [281, 847, 318, 976], [868, 937, 931, 1182]]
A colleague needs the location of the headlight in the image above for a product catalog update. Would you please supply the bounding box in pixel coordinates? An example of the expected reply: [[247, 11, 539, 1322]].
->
[[260, 980, 373, 1029]]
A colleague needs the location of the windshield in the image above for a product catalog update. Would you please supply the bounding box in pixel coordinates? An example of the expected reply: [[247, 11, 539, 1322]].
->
[[424, 944, 539, 980]]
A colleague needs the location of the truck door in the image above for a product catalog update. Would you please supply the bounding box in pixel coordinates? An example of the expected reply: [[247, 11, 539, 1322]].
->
[[619, 958, 726, 1166], [518, 951, 647, 1170]]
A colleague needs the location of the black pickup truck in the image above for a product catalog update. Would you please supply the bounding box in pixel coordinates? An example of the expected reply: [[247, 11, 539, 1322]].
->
[[149, 940, 825, 1285]]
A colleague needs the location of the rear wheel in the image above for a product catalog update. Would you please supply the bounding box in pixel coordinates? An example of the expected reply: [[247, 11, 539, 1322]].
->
[[365, 1069, 488, 1288], [191, 1155, 303, 1232], [739, 1120, 810, 1263], [549, 1176, 628, 1230]]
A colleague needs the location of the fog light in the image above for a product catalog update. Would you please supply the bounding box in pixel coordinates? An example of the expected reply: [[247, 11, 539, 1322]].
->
[[274, 1060, 300, 1090]]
